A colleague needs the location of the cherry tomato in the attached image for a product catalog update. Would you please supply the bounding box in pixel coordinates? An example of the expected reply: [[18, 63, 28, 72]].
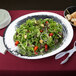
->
[[15, 41, 19, 46], [45, 44, 48, 51], [49, 33, 53, 36], [34, 46, 38, 51], [45, 48, 48, 51], [40, 30, 43, 33], [45, 44, 48, 49], [34, 51, 38, 55], [34, 46, 38, 55], [45, 21, 48, 24]]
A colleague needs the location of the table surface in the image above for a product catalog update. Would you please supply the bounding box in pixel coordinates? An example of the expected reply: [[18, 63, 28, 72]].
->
[[0, 10, 76, 72]]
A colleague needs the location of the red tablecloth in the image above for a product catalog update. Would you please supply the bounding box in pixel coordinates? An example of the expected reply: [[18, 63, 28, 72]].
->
[[0, 10, 76, 75]]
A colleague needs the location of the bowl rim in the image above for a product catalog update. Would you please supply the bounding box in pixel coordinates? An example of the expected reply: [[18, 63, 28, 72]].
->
[[3, 12, 74, 59]]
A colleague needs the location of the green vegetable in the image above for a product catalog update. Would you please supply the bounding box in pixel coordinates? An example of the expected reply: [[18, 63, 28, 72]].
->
[[13, 18, 63, 56]]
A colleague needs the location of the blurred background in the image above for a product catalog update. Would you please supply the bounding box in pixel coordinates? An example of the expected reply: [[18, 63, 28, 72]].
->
[[0, 0, 76, 10]]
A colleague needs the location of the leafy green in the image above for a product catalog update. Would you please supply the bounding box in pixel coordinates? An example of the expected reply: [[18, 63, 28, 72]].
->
[[13, 18, 63, 56]]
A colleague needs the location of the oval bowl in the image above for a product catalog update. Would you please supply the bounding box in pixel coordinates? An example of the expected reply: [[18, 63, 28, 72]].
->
[[3, 12, 73, 59]]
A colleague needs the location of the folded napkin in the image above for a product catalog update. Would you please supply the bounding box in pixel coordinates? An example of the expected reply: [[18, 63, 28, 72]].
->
[[0, 36, 6, 54]]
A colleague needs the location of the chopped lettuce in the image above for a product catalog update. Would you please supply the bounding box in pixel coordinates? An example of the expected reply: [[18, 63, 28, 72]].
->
[[13, 18, 63, 56]]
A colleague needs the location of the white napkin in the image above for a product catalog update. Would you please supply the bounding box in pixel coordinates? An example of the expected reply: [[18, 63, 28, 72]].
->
[[0, 9, 11, 54], [0, 36, 6, 54]]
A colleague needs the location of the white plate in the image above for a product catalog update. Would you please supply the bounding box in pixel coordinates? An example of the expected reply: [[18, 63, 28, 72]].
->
[[3, 12, 73, 59], [0, 9, 11, 29]]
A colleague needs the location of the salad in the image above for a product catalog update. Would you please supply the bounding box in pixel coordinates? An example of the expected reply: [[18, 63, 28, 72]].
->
[[13, 18, 63, 56]]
